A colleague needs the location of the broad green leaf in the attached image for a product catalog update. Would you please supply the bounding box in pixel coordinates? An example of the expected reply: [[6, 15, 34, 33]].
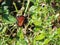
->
[[35, 33, 45, 40], [31, 14, 42, 26], [3, 14, 16, 24]]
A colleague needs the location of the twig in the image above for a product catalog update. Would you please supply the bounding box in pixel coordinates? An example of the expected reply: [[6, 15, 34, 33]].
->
[[13, 2, 18, 13], [24, 0, 30, 15]]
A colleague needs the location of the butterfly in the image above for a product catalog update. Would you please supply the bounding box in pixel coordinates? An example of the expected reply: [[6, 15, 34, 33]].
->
[[16, 16, 25, 26]]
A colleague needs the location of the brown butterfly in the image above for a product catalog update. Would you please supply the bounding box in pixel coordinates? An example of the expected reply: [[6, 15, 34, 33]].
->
[[16, 16, 25, 26]]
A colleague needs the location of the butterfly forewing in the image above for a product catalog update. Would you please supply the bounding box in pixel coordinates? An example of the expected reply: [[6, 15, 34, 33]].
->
[[17, 16, 25, 26]]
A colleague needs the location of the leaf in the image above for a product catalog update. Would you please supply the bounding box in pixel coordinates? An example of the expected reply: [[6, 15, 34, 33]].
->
[[17, 28, 24, 40], [35, 33, 45, 40], [1, 26, 7, 34], [34, 27, 40, 32], [57, 28, 60, 34], [29, 6, 37, 13], [19, 39, 28, 45], [0, 8, 3, 14], [43, 39, 51, 44], [32, 39, 36, 45], [20, 32, 24, 40], [31, 15, 42, 26], [34, 19, 42, 26], [2, 14, 16, 24], [0, 39, 2, 45]]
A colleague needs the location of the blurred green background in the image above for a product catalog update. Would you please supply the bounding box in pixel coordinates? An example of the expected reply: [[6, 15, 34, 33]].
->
[[0, 0, 60, 45]]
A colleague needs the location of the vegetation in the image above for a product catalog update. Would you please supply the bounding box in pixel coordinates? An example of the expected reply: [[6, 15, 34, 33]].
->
[[0, 0, 60, 45]]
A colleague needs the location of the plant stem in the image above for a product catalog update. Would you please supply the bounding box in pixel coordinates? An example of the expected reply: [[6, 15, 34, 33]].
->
[[13, 2, 18, 13], [24, 0, 30, 15]]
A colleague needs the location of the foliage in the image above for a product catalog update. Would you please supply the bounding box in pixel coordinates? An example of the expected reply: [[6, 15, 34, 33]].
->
[[0, 0, 60, 45]]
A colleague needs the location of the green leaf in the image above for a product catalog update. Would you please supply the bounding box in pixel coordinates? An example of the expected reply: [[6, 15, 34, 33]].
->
[[1, 26, 7, 34], [34, 19, 42, 26], [43, 39, 51, 44], [32, 39, 36, 45], [29, 6, 37, 13], [35, 33, 45, 40], [3, 14, 16, 24], [0, 8, 3, 14], [20, 32, 24, 40], [31, 15, 42, 26], [34, 27, 40, 32], [0, 39, 2, 45], [57, 28, 60, 34], [17, 28, 24, 40]]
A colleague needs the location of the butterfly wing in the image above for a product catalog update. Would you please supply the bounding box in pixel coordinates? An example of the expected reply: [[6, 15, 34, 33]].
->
[[17, 16, 25, 26]]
